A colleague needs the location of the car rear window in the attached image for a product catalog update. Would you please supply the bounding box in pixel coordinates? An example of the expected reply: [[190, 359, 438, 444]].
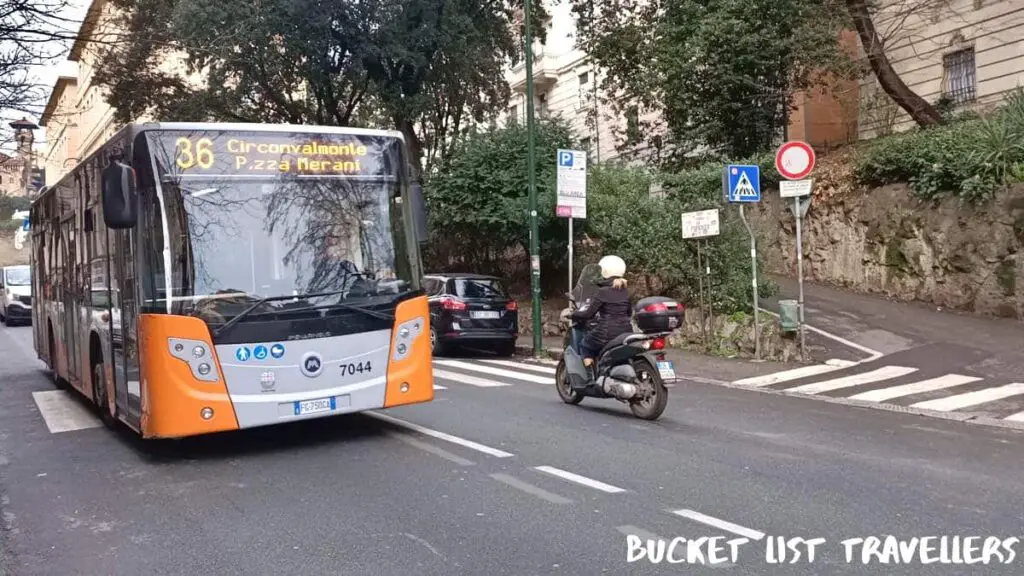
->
[[453, 278, 507, 299]]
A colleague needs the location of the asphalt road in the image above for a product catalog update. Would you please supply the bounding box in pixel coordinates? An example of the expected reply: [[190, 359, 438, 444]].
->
[[3, 323, 1024, 575]]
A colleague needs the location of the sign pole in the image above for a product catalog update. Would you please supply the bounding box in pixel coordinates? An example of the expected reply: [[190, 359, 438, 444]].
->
[[568, 216, 574, 293], [776, 140, 816, 362], [794, 197, 806, 360], [738, 204, 761, 361], [697, 240, 707, 349]]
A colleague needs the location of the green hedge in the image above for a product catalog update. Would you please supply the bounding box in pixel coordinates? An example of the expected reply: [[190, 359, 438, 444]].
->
[[854, 89, 1024, 203]]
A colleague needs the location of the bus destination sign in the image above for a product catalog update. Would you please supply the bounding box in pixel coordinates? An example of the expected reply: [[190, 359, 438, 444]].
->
[[149, 131, 399, 177]]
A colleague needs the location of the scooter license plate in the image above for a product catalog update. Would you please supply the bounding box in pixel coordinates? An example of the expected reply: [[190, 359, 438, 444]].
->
[[656, 361, 676, 379]]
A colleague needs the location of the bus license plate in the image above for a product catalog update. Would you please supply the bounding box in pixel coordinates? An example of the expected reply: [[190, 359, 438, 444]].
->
[[471, 311, 500, 319], [657, 361, 676, 379], [294, 397, 336, 416]]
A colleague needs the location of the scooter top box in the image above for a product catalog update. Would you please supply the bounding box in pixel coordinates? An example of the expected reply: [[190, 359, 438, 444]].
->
[[634, 296, 684, 333]]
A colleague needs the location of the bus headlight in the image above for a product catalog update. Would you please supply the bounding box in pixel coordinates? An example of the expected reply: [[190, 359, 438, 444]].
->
[[392, 316, 425, 362], [169, 338, 220, 382]]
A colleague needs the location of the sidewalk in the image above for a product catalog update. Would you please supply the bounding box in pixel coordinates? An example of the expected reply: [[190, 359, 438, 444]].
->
[[763, 275, 1024, 382], [515, 335, 791, 384]]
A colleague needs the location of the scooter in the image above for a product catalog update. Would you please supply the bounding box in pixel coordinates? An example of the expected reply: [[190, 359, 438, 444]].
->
[[553, 264, 682, 421]]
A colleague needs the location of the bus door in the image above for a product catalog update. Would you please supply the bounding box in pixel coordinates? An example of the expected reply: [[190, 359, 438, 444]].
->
[[109, 227, 142, 424], [60, 216, 82, 383]]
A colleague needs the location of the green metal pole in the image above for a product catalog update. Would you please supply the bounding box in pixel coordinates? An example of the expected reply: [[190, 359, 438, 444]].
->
[[523, 0, 542, 356]]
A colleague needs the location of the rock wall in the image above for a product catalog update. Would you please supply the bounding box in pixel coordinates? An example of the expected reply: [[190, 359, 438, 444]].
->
[[749, 183, 1024, 320], [0, 230, 29, 267]]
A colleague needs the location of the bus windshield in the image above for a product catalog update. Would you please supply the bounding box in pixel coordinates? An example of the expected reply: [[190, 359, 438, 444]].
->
[[141, 129, 416, 319]]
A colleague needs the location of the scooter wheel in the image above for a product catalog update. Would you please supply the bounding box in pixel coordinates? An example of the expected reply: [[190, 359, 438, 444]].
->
[[628, 358, 668, 420], [555, 359, 584, 405]]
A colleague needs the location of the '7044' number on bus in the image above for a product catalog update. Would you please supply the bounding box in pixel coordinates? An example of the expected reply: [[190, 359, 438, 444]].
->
[[341, 361, 372, 376]]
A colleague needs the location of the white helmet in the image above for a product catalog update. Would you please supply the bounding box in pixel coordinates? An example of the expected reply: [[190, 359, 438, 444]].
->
[[599, 255, 626, 279]]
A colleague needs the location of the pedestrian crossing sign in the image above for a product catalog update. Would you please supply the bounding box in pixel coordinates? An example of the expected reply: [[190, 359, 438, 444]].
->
[[723, 164, 761, 203]]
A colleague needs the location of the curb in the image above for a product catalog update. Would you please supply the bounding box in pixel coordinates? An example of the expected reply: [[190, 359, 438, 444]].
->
[[515, 345, 562, 361]]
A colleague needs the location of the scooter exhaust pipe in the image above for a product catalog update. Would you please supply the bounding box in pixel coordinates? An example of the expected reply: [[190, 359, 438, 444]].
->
[[599, 377, 638, 400]]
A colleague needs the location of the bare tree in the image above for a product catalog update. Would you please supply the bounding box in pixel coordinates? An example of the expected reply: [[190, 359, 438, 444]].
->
[[0, 0, 80, 118], [845, 0, 941, 127]]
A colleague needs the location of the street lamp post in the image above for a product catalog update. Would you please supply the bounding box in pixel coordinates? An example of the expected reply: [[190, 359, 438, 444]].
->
[[523, 0, 542, 355]]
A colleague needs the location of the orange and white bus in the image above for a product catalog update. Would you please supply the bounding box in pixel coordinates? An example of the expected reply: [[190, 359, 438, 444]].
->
[[29, 122, 434, 439]]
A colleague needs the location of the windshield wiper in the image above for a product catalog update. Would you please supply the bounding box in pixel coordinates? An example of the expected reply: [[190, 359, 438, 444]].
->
[[211, 289, 395, 336], [211, 290, 347, 337], [260, 300, 395, 322]]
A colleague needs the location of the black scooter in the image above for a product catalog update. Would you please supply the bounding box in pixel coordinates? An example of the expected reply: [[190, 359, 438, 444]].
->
[[553, 264, 682, 421]]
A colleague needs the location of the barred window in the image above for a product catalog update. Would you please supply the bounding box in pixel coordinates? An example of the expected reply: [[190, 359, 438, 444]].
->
[[942, 48, 976, 105]]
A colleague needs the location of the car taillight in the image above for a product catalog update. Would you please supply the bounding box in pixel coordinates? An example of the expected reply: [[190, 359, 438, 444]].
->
[[506, 300, 517, 311], [441, 297, 467, 311], [645, 302, 668, 313], [650, 337, 666, 350]]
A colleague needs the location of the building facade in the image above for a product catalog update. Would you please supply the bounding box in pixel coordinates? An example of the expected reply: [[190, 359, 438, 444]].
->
[[857, 0, 1024, 138]]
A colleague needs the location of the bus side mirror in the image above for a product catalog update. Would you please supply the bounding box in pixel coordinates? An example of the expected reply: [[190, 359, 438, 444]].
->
[[101, 161, 138, 229], [410, 182, 428, 243]]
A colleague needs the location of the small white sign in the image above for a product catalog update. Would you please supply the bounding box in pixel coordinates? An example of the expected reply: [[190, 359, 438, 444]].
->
[[681, 209, 720, 239], [780, 179, 812, 198], [556, 149, 587, 219]]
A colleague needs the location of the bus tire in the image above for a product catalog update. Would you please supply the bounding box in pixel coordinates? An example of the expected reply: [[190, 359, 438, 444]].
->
[[92, 361, 116, 428], [48, 325, 66, 390]]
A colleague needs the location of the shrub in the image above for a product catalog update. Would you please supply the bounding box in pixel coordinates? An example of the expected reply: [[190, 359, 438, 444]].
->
[[854, 88, 1024, 204], [577, 163, 777, 313]]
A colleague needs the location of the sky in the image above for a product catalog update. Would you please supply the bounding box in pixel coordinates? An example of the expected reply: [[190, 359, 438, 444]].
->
[[1, 0, 89, 154]]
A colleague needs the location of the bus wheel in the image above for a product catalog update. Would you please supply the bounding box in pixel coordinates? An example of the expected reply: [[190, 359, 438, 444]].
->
[[48, 328, 66, 390], [92, 362, 116, 428]]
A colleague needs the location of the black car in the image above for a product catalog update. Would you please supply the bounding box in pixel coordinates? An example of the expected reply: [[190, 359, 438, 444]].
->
[[423, 273, 519, 356]]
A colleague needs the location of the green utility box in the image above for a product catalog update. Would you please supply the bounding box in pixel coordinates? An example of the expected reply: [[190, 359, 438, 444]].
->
[[779, 299, 799, 332]]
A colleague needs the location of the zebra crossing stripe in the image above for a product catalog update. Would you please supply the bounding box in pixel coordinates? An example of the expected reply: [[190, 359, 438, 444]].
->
[[432, 369, 512, 388], [909, 383, 1024, 412], [433, 359, 552, 384], [787, 366, 918, 395], [479, 359, 557, 375], [732, 363, 846, 387], [847, 374, 982, 403]]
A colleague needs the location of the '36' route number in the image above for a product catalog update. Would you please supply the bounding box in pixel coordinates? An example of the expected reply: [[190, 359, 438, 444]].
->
[[175, 137, 215, 170]]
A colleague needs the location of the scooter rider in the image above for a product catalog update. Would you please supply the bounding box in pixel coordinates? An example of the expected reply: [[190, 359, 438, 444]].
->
[[570, 255, 633, 371]]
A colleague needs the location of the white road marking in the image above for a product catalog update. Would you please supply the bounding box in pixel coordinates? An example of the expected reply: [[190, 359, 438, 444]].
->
[[533, 465, 626, 493], [787, 366, 918, 395], [479, 359, 557, 375], [31, 391, 102, 433], [616, 525, 665, 542], [732, 364, 847, 387], [847, 374, 982, 403], [757, 307, 883, 361], [1003, 411, 1024, 422], [432, 369, 511, 388], [433, 359, 552, 384], [366, 411, 514, 458], [671, 509, 765, 541], [386, 431, 475, 466], [433, 384, 447, 390], [490, 473, 573, 504], [909, 383, 1024, 412]]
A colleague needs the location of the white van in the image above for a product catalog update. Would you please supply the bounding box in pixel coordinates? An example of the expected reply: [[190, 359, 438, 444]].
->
[[0, 265, 32, 326]]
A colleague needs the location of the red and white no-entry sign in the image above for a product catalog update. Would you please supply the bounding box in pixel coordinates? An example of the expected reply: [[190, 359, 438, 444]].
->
[[775, 141, 815, 180]]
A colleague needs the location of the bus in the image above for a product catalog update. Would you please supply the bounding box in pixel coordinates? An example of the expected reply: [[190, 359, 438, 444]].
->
[[29, 122, 434, 439]]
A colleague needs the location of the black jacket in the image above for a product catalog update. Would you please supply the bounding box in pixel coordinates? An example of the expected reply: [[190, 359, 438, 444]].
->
[[570, 278, 633, 351]]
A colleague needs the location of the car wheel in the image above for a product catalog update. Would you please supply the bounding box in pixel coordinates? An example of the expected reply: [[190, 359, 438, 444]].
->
[[430, 326, 445, 356]]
